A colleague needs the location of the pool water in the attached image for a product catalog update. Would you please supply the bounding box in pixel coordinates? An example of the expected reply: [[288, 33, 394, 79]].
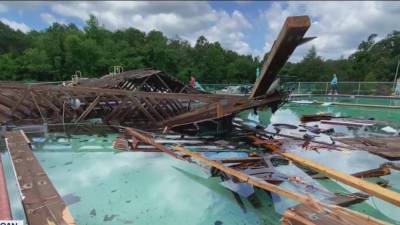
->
[[39, 151, 267, 225], [2, 134, 284, 225], [249, 102, 400, 127], [291, 95, 400, 106], [239, 102, 400, 224], [1, 101, 400, 225]]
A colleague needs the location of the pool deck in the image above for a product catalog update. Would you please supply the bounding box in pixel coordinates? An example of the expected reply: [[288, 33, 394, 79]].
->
[[0, 153, 12, 220], [4, 130, 76, 225]]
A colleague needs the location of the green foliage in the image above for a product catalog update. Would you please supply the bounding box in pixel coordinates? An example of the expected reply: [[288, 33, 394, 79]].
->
[[0, 22, 27, 54], [0, 15, 260, 83], [284, 32, 400, 82], [1, 14, 399, 83]]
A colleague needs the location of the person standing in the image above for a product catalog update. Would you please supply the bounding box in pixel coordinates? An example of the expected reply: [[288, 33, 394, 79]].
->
[[330, 74, 338, 95], [190, 75, 196, 88]]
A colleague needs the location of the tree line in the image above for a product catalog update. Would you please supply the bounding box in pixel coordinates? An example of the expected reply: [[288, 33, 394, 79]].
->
[[281, 32, 400, 83], [0, 15, 260, 84], [0, 15, 399, 84]]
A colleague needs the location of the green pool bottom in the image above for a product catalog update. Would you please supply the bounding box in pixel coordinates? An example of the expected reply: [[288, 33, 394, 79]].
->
[[243, 102, 400, 127], [1, 102, 400, 225], [318, 179, 400, 224], [2, 132, 399, 225], [291, 95, 400, 107], [38, 151, 283, 225], [2, 133, 284, 225]]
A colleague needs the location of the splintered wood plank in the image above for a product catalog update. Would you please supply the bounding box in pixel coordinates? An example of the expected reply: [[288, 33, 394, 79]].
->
[[125, 128, 179, 159], [174, 146, 309, 203], [282, 203, 388, 225], [340, 137, 400, 160], [4, 130, 77, 225], [250, 16, 311, 98], [250, 136, 400, 207], [117, 128, 388, 225], [327, 192, 368, 207], [313, 164, 391, 179], [173, 146, 387, 225]]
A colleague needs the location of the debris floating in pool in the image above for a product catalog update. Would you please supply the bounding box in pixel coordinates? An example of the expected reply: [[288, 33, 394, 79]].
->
[[0, 15, 399, 225]]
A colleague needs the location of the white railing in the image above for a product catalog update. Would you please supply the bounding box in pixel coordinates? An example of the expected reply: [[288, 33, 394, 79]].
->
[[201, 81, 399, 96], [284, 81, 396, 96]]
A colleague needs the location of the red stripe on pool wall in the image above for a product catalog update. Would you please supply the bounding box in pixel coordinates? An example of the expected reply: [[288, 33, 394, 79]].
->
[[0, 156, 12, 220]]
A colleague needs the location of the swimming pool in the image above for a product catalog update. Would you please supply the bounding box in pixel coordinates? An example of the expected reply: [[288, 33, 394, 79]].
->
[[290, 95, 400, 106], [1, 102, 400, 225], [2, 133, 283, 225]]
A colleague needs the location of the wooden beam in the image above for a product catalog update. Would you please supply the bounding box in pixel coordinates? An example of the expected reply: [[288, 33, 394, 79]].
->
[[10, 88, 30, 116], [163, 99, 180, 115], [30, 91, 46, 123], [136, 76, 151, 91], [174, 145, 388, 225], [250, 16, 311, 98], [104, 97, 127, 122], [155, 74, 173, 92], [74, 96, 100, 123], [148, 97, 172, 118], [125, 127, 181, 159], [119, 105, 139, 122], [283, 202, 389, 225], [313, 164, 391, 179], [117, 128, 388, 225], [126, 95, 157, 124], [283, 151, 400, 207], [32, 90, 62, 121], [170, 99, 186, 113], [174, 146, 309, 203], [141, 97, 165, 120], [249, 136, 400, 207]]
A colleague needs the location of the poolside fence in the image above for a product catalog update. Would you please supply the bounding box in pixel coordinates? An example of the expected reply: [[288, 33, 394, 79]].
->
[[202, 81, 398, 96]]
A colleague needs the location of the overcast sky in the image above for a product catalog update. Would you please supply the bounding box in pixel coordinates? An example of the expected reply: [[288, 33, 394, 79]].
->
[[1, 1, 400, 61]]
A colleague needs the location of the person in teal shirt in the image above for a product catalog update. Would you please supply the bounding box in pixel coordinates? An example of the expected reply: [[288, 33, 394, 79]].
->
[[330, 74, 338, 94]]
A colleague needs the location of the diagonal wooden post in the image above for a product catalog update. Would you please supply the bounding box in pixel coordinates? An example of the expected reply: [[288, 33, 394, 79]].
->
[[30, 91, 46, 123], [74, 96, 101, 123], [250, 16, 311, 98]]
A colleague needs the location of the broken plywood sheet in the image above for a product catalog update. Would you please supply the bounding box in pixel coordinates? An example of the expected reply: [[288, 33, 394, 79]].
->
[[282, 203, 387, 225], [340, 136, 400, 160]]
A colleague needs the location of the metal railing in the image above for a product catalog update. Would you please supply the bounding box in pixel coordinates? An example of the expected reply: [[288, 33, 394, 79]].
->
[[201, 82, 399, 96], [284, 82, 396, 96]]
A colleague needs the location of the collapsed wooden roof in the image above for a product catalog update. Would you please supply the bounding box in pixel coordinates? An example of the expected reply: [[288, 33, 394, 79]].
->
[[0, 83, 285, 134], [77, 69, 201, 94], [0, 16, 312, 135]]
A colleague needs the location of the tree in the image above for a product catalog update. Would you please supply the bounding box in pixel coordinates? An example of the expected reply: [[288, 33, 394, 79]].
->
[[1, 14, 399, 84], [0, 21, 28, 54]]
